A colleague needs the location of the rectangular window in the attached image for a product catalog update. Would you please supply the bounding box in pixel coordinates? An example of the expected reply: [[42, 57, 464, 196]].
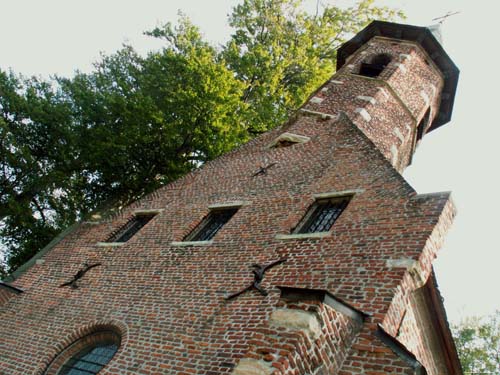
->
[[184, 208, 238, 242], [108, 214, 156, 243], [295, 196, 351, 234]]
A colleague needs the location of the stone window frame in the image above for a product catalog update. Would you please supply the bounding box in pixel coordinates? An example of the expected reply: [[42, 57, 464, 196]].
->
[[43, 330, 121, 375], [171, 201, 249, 247], [96, 209, 163, 247], [276, 190, 363, 240]]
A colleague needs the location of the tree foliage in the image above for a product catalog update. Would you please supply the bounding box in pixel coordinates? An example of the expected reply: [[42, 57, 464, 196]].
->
[[225, 0, 402, 133], [452, 311, 500, 374], [0, 0, 402, 274], [0, 71, 75, 271]]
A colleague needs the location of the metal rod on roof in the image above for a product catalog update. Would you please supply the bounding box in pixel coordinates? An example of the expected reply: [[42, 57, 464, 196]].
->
[[432, 11, 461, 24]]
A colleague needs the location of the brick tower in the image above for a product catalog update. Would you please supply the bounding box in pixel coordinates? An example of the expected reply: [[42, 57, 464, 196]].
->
[[0, 21, 461, 375]]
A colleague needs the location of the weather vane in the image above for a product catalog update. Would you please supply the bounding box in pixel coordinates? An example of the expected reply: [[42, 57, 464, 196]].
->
[[432, 11, 460, 25]]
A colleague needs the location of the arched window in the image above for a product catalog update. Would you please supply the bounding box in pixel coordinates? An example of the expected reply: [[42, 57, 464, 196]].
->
[[358, 54, 392, 78], [45, 331, 120, 375]]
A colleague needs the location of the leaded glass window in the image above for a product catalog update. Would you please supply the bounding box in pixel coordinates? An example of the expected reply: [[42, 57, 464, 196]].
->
[[295, 196, 351, 234], [59, 342, 118, 375], [45, 331, 121, 375], [185, 208, 238, 241], [108, 214, 155, 243]]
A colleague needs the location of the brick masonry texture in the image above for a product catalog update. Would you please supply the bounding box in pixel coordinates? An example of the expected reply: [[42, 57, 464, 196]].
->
[[0, 25, 461, 375], [0, 285, 21, 306], [304, 37, 444, 172]]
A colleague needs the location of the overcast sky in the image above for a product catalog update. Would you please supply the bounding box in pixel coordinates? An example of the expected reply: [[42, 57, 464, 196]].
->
[[1, 0, 498, 322]]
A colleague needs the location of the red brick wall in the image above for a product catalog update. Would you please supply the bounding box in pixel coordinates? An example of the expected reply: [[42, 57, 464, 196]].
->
[[234, 298, 362, 374], [398, 296, 442, 374], [0, 288, 16, 306], [339, 326, 417, 375], [0, 33, 457, 375]]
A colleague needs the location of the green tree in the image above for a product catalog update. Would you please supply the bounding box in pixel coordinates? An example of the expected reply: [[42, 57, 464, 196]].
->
[[224, 0, 403, 133], [1, 0, 402, 275], [58, 21, 247, 209], [0, 70, 77, 270], [452, 311, 500, 374], [2, 18, 248, 273]]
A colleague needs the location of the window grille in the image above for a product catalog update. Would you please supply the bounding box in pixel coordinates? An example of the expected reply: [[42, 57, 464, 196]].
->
[[108, 214, 155, 243], [185, 208, 238, 242], [59, 342, 118, 375], [295, 196, 351, 234], [45, 330, 121, 375]]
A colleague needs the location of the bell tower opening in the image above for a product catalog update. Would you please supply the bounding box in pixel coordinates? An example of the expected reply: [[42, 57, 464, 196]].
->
[[334, 21, 459, 170], [358, 53, 391, 78]]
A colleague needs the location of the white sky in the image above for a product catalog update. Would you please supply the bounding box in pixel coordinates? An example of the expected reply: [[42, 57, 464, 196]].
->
[[1, 0, 499, 323]]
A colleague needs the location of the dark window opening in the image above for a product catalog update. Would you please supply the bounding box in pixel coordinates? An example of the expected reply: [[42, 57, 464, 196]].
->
[[185, 208, 238, 242], [274, 140, 297, 148], [295, 196, 351, 234], [358, 54, 391, 78], [269, 133, 310, 148], [108, 214, 155, 243], [416, 108, 431, 142]]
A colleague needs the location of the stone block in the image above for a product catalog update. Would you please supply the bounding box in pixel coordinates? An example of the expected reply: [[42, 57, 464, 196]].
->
[[270, 308, 321, 338]]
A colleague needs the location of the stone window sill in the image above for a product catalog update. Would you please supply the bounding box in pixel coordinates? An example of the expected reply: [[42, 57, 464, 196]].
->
[[96, 242, 126, 247], [275, 232, 331, 240], [208, 201, 250, 209], [313, 189, 364, 199], [133, 208, 164, 214]]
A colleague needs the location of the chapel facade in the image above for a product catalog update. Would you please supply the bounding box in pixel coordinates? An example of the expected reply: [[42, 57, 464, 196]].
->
[[0, 21, 462, 375]]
